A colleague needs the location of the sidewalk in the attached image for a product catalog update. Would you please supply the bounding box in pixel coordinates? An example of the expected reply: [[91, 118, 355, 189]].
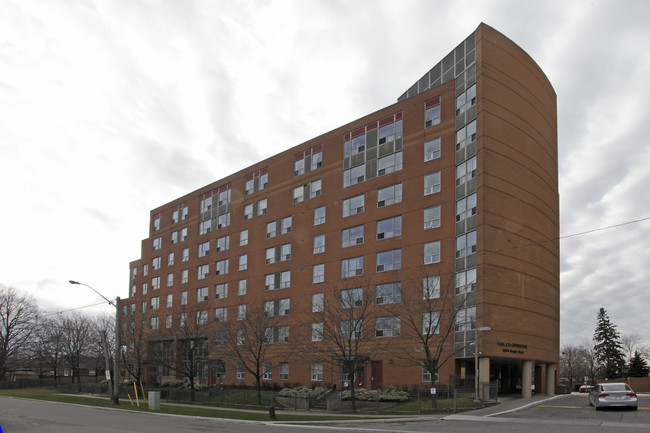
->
[[460, 393, 564, 417]]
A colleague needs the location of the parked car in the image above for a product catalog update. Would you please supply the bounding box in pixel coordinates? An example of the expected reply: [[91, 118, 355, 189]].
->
[[579, 385, 593, 393], [588, 383, 638, 410]]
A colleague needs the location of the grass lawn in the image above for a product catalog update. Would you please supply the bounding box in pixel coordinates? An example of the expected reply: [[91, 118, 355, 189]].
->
[[0, 388, 387, 422]]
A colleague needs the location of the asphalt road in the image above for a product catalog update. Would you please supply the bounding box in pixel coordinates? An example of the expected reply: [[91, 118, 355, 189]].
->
[[1, 394, 649, 433]]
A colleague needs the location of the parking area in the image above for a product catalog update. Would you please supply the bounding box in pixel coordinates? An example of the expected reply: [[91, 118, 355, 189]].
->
[[498, 393, 650, 424]]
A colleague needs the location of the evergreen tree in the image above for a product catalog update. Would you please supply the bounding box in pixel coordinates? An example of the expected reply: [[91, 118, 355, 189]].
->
[[593, 307, 626, 379], [628, 351, 649, 377]]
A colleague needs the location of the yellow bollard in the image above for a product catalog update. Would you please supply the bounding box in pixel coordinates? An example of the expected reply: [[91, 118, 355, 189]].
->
[[134, 382, 139, 407], [127, 393, 134, 406], [140, 381, 147, 402]]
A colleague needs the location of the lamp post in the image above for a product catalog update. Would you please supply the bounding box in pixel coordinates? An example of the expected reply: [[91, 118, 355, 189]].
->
[[474, 326, 491, 401], [69, 280, 121, 405]]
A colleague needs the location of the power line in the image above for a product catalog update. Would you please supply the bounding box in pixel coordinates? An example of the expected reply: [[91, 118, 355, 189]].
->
[[40, 302, 110, 318]]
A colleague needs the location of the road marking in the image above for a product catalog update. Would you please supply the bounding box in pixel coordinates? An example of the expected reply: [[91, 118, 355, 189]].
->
[[536, 405, 581, 409]]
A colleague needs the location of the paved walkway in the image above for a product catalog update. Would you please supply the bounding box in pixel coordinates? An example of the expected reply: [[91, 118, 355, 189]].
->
[[462, 393, 564, 417]]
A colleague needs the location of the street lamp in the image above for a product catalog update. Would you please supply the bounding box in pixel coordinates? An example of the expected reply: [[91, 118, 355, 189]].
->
[[69, 280, 121, 405], [475, 326, 491, 401]]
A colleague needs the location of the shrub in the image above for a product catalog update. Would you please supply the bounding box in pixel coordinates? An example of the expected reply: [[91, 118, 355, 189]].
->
[[340, 387, 408, 402], [277, 386, 329, 398]]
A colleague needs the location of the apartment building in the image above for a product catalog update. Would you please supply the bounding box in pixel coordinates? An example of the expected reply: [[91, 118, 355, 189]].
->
[[123, 23, 559, 396]]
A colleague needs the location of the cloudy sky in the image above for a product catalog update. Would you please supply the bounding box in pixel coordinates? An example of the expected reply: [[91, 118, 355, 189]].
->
[[1, 0, 649, 348]]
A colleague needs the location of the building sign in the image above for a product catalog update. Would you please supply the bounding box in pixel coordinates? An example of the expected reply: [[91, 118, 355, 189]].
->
[[497, 341, 528, 354]]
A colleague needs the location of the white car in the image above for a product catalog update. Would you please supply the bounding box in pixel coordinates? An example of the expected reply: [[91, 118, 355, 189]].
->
[[588, 383, 638, 410]]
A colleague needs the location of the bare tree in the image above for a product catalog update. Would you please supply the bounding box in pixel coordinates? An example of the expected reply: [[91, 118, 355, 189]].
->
[[218, 298, 292, 405], [580, 339, 599, 385], [30, 318, 66, 382], [621, 334, 649, 364], [60, 313, 94, 383], [121, 304, 149, 384], [560, 344, 583, 391], [0, 285, 39, 379], [315, 278, 384, 412]]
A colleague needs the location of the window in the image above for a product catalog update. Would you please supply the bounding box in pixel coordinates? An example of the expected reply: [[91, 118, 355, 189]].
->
[[279, 362, 289, 381], [264, 298, 290, 317], [311, 362, 323, 381], [456, 231, 477, 258], [236, 362, 245, 379], [424, 137, 441, 161], [153, 237, 162, 250], [376, 216, 401, 240], [341, 225, 364, 247], [340, 319, 362, 340], [181, 269, 188, 284], [377, 183, 402, 208], [456, 268, 477, 294], [341, 256, 363, 278], [238, 254, 247, 271], [217, 212, 230, 229], [245, 198, 268, 219], [456, 120, 477, 151], [455, 307, 476, 331], [312, 293, 324, 312], [423, 311, 440, 334], [311, 151, 322, 170], [238, 279, 247, 296], [376, 249, 401, 272], [456, 193, 477, 222], [424, 171, 441, 195], [312, 323, 323, 342], [293, 179, 322, 204], [265, 243, 291, 264], [267, 216, 292, 238], [171, 227, 188, 244], [151, 276, 160, 290], [165, 315, 172, 328], [423, 276, 441, 299], [215, 283, 228, 299], [341, 288, 363, 309], [199, 220, 211, 235], [150, 296, 160, 310], [342, 194, 364, 217], [378, 118, 402, 144], [456, 84, 476, 116], [197, 264, 210, 280], [182, 248, 189, 262], [197, 287, 209, 302], [237, 304, 246, 320], [424, 241, 441, 264], [166, 294, 173, 308], [314, 206, 326, 225], [377, 151, 402, 176], [245, 169, 268, 194], [424, 206, 441, 230], [313, 235, 325, 254], [265, 271, 291, 291], [198, 241, 210, 258], [422, 364, 439, 383], [181, 291, 188, 305], [167, 273, 173, 287], [263, 363, 272, 380], [376, 282, 401, 305], [313, 264, 325, 283], [196, 310, 208, 325], [172, 203, 188, 223], [239, 229, 248, 246], [343, 164, 365, 188], [376, 316, 400, 337], [168, 252, 174, 266], [215, 259, 229, 275], [214, 307, 227, 322], [425, 99, 441, 128], [141, 301, 147, 313], [153, 214, 161, 231], [344, 133, 366, 157], [310, 179, 322, 198], [294, 158, 305, 176], [237, 329, 245, 346], [264, 326, 290, 344], [152, 256, 161, 270], [456, 156, 477, 186], [150, 317, 159, 330]]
